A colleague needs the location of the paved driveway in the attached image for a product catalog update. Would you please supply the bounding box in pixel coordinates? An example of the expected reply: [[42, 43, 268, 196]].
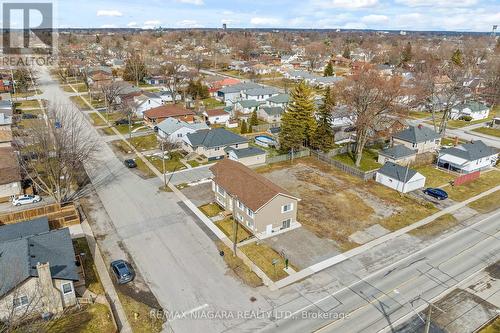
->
[[167, 165, 213, 185]]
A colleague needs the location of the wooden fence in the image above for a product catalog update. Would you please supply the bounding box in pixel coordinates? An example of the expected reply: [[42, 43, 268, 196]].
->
[[0, 202, 80, 229], [311, 150, 379, 181], [266, 148, 311, 164]]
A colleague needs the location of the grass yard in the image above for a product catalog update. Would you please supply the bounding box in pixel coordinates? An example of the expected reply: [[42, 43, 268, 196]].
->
[[479, 317, 500, 333], [12, 89, 41, 98], [216, 218, 253, 243], [215, 241, 263, 287], [48, 304, 115, 333], [72, 238, 105, 295], [135, 152, 186, 177], [447, 114, 495, 129], [409, 111, 431, 119], [446, 170, 500, 202], [202, 97, 225, 109], [240, 242, 293, 281], [101, 123, 146, 135], [472, 127, 500, 138], [415, 165, 456, 187], [199, 203, 224, 217], [70, 95, 91, 110], [63, 83, 88, 93], [408, 214, 459, 239], [441, 136, 466, 146], [467, 191, 500, 213], [118, 293, 164, 333], [332, 149, 382, 171], [18, 108, 43, 115], [113, 134, 159, 153], [15, 100, 42, 108]]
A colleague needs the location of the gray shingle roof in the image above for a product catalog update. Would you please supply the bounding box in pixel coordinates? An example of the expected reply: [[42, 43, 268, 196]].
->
[[0, 222, 79, 297], [440, 140, 497, 161], [377, 162, 419, 182], [453, 101, 489, 113], [245, 87, 279, 96], [393, 125, 440, 144], [237, 100, 262, 108], [186, 128, 248, 148], [266, 93, 289, 104], [156, 118, 208, 135], [224, 147, 266, 158], [219, 82, 261, 94], [261, 106, 284, 116], [379, 145, 417, 159], [0, 217, 49, 242]]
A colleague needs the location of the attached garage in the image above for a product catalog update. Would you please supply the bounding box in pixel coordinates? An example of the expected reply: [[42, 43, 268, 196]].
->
[[375, 162, 426, 193]]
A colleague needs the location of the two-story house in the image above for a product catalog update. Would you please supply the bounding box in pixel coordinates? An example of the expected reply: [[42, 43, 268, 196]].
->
[[210, 159, 300, 237], [392, 125, 441, 154]]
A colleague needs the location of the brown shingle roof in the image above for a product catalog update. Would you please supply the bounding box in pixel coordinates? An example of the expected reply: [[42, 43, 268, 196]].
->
[[144, 104, 195, 120], [210, 159, 298, 212], [0, 147, 21, 185], [205, 109, 228, 117]]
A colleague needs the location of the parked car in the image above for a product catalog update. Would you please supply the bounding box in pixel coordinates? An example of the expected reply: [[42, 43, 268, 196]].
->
[[22, 113, 38, 119], [124, 159, 137, 168], [110, 260, 135, 284], [115, 118, 130, 126], [12, 194, 42, 206], [423, 188, 448, 200]]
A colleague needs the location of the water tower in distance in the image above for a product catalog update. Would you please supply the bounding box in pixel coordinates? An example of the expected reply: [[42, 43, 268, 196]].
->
[[223, 23, 227, 30]]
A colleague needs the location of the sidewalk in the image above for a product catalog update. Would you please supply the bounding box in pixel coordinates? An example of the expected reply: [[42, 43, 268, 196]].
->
[[81, 220, 132, 333]]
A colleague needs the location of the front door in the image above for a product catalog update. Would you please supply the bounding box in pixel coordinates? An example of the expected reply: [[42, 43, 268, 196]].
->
[[266, 224, 273, 235]]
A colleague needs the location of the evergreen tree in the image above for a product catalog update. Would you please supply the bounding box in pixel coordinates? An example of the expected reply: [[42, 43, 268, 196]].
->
[[248, 121, 253, 133], [451, 49, 463, 66], [279, 81, 317, 152], [401, 42, 412, 63], [323, 61, 334, 77], [95, 34, 100, 44], [312, 87, 335, 152], [250, 110, 259, 126], [240, 120, 248, 134], [342, 46, 351, 59]]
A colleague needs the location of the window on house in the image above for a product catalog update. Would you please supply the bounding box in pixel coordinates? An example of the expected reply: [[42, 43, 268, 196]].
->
[[247, 208, 254, 217], [282, 219, 291, 229], [412, 143, 416, 148], [238, 200, 244, 209], [62, 282, 73, 294], [247, 219, 254, 229], [13, 295, 29, 308], [237, 213, 243, 221], [235, 144, 239, 148], [217, 185, 225, 197], [282, 203, 293, 213], [215, 147, 220, 151], [177, 133, 183, 137]]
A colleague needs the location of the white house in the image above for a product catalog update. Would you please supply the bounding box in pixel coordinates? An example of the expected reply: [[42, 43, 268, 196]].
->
[[450, 101, 490, 121], [159, 90, 182, 103], [437, 140, 498, 174], [375, 162, 426, 193], [156, 118, 209, 143], [203, 109, 230, 125], [225, 147, 266, 166], [133, 92, 163, 117], [216, 82, 261, 105], [242, 87, 280, 102]]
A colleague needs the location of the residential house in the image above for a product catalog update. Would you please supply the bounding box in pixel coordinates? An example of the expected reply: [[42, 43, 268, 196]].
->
[[392, 125, 441, 154], [210, 159, 300, 237], [0, 147, 21, 202], [233, 100, 262, 120], [375, 162, 426, 193], [450, 101, 490, 121], [378, 145, 417, 165], [225, 147, 266, 166], [251, 64, 272, 75], [183, 128, 248, 161], [85, 66, 113, 99], [144, 75, 168, 86], [216, 82, 261, 105], [144, 104, 195, 127], [0, 218, 79, 321], [0, 99, 14, 129], [159, 90, 182, 103], [133, 91, 163, 117], [265, 93, 289, 108], [437, 140, 498, 174], [156, 117, 208, 143], [243, 87, 280, 102], [203, 109, 230, 125], [492, 117, 500, 130], [206, 77, 240, 95], [258, 106, 284, 123]]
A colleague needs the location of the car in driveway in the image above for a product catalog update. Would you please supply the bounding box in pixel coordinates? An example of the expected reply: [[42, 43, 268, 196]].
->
[[12, 194, 42, 206], [115, 118, 130, 126], [124, 159, 137, 168], [110, 260, 135, 284], [423, 188, 448, 200]]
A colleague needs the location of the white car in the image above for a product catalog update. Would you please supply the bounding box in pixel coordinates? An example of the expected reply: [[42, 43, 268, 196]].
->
[[12, 195, 42, 206]]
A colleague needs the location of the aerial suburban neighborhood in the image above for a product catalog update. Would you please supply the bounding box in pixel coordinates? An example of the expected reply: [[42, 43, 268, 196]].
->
[[0, 1, 499, 333]]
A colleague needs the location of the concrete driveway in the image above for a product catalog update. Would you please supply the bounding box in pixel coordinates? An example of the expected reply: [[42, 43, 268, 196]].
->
[[166, 165, 213, 185]]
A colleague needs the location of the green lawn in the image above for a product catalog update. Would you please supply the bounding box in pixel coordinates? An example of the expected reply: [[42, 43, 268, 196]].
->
[[72, 237, 105, 295], [409, 111, 432, 119], [15, 100, 42, 108], [216, 218, 252, 243], [88, 112, 122, 127], [202, 97, 225, 109], [199, 203, 223, 217], [134, 151, 186, 176], [129, 134, 158, 151], [415, 165, 456, 188], [447, 113, 495, 128], [447, 170, 500, 202], [12, 89, 41, 98], [441, 136, 466, 146], [467, 191, 500, 213], [240, 242, 295, 281], [215, 241, 263, 287], [17, 108, 43, 115], [117, 292, 164, 333], [332, 149, 382, 171], [472, 127, 500, 138], [101, 123, 146, 135]]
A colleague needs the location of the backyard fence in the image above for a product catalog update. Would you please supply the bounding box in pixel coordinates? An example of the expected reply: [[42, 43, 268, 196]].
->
[[0, 202, 80, 229], [266, 148, 311, 164], [251, 122, 281, 133], [311, 150, 379, 181]]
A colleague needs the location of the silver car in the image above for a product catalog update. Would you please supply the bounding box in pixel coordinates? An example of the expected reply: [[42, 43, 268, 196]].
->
[[12, 195, 42, 206]]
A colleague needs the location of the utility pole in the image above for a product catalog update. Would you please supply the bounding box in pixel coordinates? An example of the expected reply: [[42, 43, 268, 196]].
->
[[424, 305, 432, 333], [232, 195, 238, 257], [161, 139, 167, 188]]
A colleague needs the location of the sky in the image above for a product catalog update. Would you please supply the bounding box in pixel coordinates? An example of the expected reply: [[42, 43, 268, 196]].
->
[[53, 0, 500, 32]]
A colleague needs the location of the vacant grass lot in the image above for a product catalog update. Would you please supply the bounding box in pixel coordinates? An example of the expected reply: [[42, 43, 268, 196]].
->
[[332, 149, 382, 171], [216, 218, 252, 243], [114, 134, 159, 153], [415, 165, 456, 188], [472, 127, 500, 138], [447, 170, 500, 202], [199, 203, 224, 217], [72, 237, 105, 295], [408, 214, 459, 239], [467, 191, 500, 213], [240, 242, 292, 281], [49, 304, 115, 333], [216, 241, 262, 287], [257, 158, 437, 250]]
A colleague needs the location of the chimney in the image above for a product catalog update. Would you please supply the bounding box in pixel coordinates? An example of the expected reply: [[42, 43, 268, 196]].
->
[[36, 262, 63, 314], [418, 124, 423, 129]]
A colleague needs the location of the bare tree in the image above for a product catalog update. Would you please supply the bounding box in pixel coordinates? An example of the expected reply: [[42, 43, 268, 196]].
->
[[304, 41, 327, 72], [118, 100, 137, 139], [159, 137, 180, 188], [16, 105, 100, 203], [162, 61, 184, 104], [100, 82, 124, 121], [337, 68, 403, 167]]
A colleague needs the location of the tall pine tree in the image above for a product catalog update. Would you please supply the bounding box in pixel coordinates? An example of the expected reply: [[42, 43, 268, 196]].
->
[[451, 49, 463, 67], [250, 110, 259, 126], [279, 81, 317, 152], [401, 42, 412, 63], [312, 87, 335, 152], [323, 61, 334, 77]]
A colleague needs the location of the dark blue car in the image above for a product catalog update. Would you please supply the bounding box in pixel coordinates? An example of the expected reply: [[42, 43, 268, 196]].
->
[[110, 260, 135, 284], [423, 188, 448, 200]]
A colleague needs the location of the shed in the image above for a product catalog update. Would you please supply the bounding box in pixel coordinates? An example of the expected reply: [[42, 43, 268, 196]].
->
[[375, 162, 426, 193]]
